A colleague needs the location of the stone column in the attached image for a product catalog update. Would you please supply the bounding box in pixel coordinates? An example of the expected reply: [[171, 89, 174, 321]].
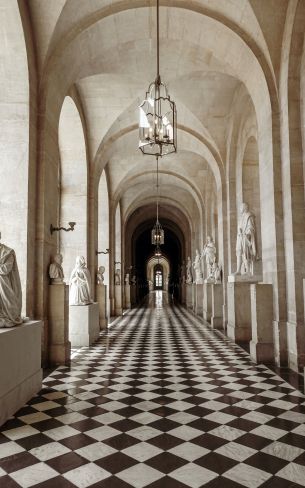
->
[[96, 284, 108, 329], [195, 284, 204, 316], [203, 282, 213, 322], [49, 283, 70, 366], [115, 284, 123, 316], [227, 275, 259, 342], [250, 284, 274, 363], [124, 284, 131, 309], [211, 284, 223, 329]]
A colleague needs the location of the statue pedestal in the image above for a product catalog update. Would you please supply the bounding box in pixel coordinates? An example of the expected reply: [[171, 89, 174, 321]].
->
[[203, 282, 212, 322], [211, 284, 223, 329], [192, 283, 196, 311], [69, 303, 99, 347], [227, 275, 259, 342], [186, 284, 193, 309], [115, 285, 123, 315], [124, 284, 131, 309], [195, 284, 204, 316], [0, 321, 43, 427], [49, 283, 70, 365], [250, 284, 274, 363], [96, 284, 108, 329]]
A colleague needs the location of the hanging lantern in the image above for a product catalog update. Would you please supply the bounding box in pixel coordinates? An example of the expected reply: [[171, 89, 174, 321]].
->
[[151, 220, 164, 245], [154, 245, 162, 258], [139, 78, 177, 157], [138, 0, 177, 157]]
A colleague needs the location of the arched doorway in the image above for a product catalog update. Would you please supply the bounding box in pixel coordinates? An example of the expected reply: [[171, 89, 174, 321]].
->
[[154, 265, 163, 290]]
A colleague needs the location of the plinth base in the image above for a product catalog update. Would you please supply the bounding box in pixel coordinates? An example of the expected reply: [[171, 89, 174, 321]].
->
[[69, 303, 99, 347], [0, 321, 43, 427]]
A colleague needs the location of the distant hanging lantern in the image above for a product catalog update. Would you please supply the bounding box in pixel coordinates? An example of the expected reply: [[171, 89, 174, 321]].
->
[[154, 244, 162, 258], [138, 0, 177, 157]]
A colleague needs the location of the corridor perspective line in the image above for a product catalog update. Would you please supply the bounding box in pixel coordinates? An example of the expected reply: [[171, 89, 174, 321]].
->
[[1, 292, 305, 487]]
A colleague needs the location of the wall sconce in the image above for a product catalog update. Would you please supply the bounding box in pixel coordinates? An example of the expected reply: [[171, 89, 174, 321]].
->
[[50, 222, 76, 235], [96, 248, 110, 255]]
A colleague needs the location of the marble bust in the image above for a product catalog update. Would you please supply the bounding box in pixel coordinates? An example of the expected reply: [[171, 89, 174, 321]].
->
[[202, 236, 216, 282], [115, 269, 121, 285], [49, 253, 64, 284], [193, 249, 203, 284], [0, 242, 23, 327], [69, 256, 92, 305], [186, 256, 193, 284], [97, 265, 105, 284], [234, 202, 257, 276]]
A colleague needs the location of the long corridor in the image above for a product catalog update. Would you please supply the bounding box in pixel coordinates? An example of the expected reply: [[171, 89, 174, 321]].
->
[[1, 293, 305, 488]]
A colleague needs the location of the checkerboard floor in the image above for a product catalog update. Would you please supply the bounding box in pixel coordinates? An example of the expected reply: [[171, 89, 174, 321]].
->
[[1, 291, 305, 487]]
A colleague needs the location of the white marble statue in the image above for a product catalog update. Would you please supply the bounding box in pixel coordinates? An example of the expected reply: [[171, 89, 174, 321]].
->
[[193, 249, 203, 284], [186, 256, 193, 284], [212, 262, 222, 284], [234, 202, 257, 276], [115, 269, 121, 285], [97, 265, 105, 284], [125, 273, 130, 285], [0, 242, 23, 327], [69, 256, 92, 305], [202, 236, 216, 281], [49, 253, 64, 284], [131, 275, 137, 285]]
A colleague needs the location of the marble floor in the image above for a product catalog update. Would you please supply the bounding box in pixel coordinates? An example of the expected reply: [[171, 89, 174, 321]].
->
[[1, 292, 305, 488]]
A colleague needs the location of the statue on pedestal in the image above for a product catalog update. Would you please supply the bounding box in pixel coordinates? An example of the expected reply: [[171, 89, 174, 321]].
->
[[186, 256, 193, 284], [97, 266, 105, 284], [212, 262, 222, 284], [234, 202, 257, 276], [49, 253, 64, 284], [0, 241, 23, 327], [69, 256, 92, 305], [115, 269, 121, 285], [125, 273, 130, 285], [202, 236, 216, 282], [193, 249, 203, 284]]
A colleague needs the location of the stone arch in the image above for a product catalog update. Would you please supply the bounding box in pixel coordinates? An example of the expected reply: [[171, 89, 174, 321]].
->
[[98, 170, 110, 287], [0, 1, 30, 314], [242, 136, 262, 277], [58, 95, 88, 281]]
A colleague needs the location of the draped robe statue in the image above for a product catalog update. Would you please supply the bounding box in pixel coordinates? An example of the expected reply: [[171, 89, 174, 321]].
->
[[186, 256, 193, 284], [193, 249, 203, 284], [202, 236, 216, 281], [69, 256, 92, 305], [0, 243, 23, 327], [235, 202, 257, 276]]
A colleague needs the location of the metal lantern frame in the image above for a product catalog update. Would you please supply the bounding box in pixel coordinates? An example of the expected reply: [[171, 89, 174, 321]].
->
[[139, 0, 177, 157], [154, 244, 162, 258]]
